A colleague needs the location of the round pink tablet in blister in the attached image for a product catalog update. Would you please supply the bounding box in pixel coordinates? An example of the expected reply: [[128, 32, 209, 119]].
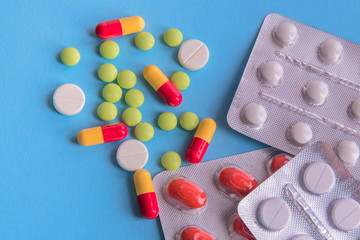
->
[[303, 162, 335, 195], [258, 61, 284, 87], [318, 39, 343, 64], [273, 21, 298, 46], [331, 198, 360, 231], [257, 197, 291, 231]]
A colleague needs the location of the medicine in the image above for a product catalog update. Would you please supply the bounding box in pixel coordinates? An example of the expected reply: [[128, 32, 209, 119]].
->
[[116, 140, 148, 172], [273, 21, 298, 46], [303, 80, 329, 105], [337, 140, 359, 165], [232, 215, 256, 240], [350, 98, 360, 121], [143, 65, 182, 107], [270, 154, 292, 173], [178, 226, 215, 240], [288, 122, 313, 146], [133, 169, 159, 219], [95, 16, 145, 39], [258, 61, 284, 87], [318, 39, 343, 64], [291, 235, 315, 240], [77, 123, 127, 146], [258, 197, 291, 231], [53, 84, 85, 116], [185, 118, 216, 164], [303, 162, 335, 195], [178, 39, 209, 71], [243, 103, 267, 127], [331, 198, 360, 231]]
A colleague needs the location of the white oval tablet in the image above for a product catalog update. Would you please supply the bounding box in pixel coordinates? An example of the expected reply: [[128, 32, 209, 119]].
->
[[259, 61, 284, 87], [243, 103, 267, 127], [178, 39, 209, 71], [116, 139, 148, 172], [53, 83, 85, 116], [289, 122, 313, 146], [318, 39, 343, 64], [291, 235, 315, 240], [331, 198, 360, 231], [274, 21, 298, 46], [303, 162, 335, 195], [304, 80, 329, 105], [350, 98, 360, 121], [258, 197, 291, 231], [337, 140, 359, 165]]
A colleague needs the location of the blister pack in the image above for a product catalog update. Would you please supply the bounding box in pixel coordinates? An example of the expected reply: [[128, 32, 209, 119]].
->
[[227, 13, 360, 180], [153, 148, 287, 240], [238, 141, 360, 240]]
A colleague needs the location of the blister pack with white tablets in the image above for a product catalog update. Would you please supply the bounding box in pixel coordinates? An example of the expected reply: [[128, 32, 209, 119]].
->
[[227, 13, 360, 180], [153, 147, 290, 240], [238, 141, 360, 240]]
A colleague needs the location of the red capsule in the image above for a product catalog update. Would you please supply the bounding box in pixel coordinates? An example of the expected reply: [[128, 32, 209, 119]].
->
[[180, 226, 215, 240], [233, 216, 256, 240], [270, 154, 292, 173], [168, 178, 206, 209], [219, 167, 258, 197]]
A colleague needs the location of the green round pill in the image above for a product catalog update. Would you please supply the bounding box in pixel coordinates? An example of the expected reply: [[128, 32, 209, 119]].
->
[[163, 28, 183, 47], [102, 83, 122, 103], [158, 112, 177, 131], [180, 112, 199, 130], [98, 63, 118, 82], [125, 89, 144, 107], [60, 47, 80, 66], [97, 102, 118, 121], [135, 122, 154, 141], [161, 152, 181, 170], [171, 71, 190, 90], [117, 70, 137, 89], [122, 107, 142, 126], [135, 32, 155, 50], [99, 40, 119, 59]]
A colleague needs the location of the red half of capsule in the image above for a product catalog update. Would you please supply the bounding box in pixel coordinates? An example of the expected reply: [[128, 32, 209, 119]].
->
[[233, 216, 256, 240], [219, 167, 258, 197], [95, 19, 123, 39], [271, 154, 292, 173], [101, 123, 128, 143], [137, 192, 159, 219], [185, 137, 209, 164], [180, 227, 215, 240], [156, 81, 182, 107]]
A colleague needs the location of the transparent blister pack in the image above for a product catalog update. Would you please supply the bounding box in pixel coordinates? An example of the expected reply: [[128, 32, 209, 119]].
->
[[227, 13, 360, 180], [238, 142, 360, 240], [153, 148, 281, 240]]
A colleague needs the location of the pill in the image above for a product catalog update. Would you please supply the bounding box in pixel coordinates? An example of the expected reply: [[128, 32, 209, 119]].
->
[[98, 63, 118, 82], [179, 226, 215, 240], [350, 98, 360, 121], [331, 198, 360, 231], [337, 140, 359, 165], [53, 84, 85, 116], [102, 83, 122, 103], [135, 32, 155, 51], [125, 89, 144, 108], [243, 103, 267, 127], [303, 80, 329, 105], [270, 154, 292, 173], [291, 235, 315, 240], [233, 215, 256, 240], [178, 39, 209, 71], [303, 162, 335, 195], [143, 65, 182, 107], [97, 102, 118, 121], [289, 122, 313, 146], [258, 61, 284, 87], [180, 112, 199, 131], [167, 178, 206, 209], [95, 16, 145, 39], [122, 107, 142, 126], [133, 169, 159, 219], [77, 122, 128, 146], [135, 122, 154, 142], [170, 71, 190, 90], [158, 112, 177, 131], [164, 28, 183, 47], [318, 39, 343, 64], [273, 21, 298, 46], [99, 40, 119, 59], [116, 140, 148, 171], [258, 197, 291, 231], [60, 47, 80, 66], [117, 70, 137, 89], [185, 118, 216, 164], [219, 167, 258, 197], [161, 151, 181, 170]]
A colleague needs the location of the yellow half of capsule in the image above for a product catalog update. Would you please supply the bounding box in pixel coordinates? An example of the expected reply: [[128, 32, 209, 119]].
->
[[194, 118, 216, 143], [120, 16, 145, 36], [77, 126, 104, 146], [143, 65, 169, 91], [134, 169, 155, 196]]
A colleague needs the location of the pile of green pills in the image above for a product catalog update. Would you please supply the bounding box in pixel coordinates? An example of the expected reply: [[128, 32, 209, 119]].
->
[[135, 32, 155, 50], [102, 83, 122, 103], [125, 89, 144, 108], [161, 151, 181, 170], [99, 40, 119, 59], [135, 122, 154, 141], [180, 112, 199, 130], [98, 63, 118, 82], [122, 107, 142, 126], [60, 47, 80, 66], [163, 28, 183, 47], [97, 102, 118, 121], [158, 112, 177, 131], [171, 71, 190, 90], [117, 70, 137, 89]]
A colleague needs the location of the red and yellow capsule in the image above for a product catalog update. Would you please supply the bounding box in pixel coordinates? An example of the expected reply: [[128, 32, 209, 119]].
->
[[143, 65, 182, 107], [134, 169, 159, 220], [185, 118, 216, 164], [95, 16, 145, 40], [77, 123, 127, 146]]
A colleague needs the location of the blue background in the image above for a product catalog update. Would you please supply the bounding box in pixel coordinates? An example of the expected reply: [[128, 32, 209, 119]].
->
[[1, 0, 359, 239]]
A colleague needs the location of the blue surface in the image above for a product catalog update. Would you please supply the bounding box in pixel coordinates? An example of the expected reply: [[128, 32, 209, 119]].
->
[[1, 0, 360, 239]]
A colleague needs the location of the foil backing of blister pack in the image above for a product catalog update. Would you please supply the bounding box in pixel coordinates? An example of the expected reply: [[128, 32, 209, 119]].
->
[[227, 13, 360, 180], [153, 148, 279, 240], [238, 141, 360, 240]]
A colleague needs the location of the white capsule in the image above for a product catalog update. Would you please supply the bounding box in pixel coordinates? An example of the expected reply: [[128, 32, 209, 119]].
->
[[289, 122, 313, 146], [303, 80, 329, 105], [53, 84, 85, 116], [318, 39, 343, 64], [350, 98, 360, 121], [331, 198, 360, 231], [243, 103, 267, 127], [337, 140, 359, 165], [258, 61, 284, 87], [303, 162, 335, 195], [274, 21, 298, 46], [258, 197, 291, 231]]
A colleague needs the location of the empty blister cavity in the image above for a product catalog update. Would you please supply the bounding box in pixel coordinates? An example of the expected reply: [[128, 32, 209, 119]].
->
[[337, 140, 359, 165], [228, 213, 256, 240], [176, 225, 216, 240], [242, 103, 267, 127], [273, 21, 298, 46], [258, 61, 284, 87], [291, 235, 315, 240], [303, 162, 335, 195], [330, 198, 360, 231], [267, 153, 293, 174], [288, 122, 313, 146], [318, 39, 343, 64], [350, 98, 360, 121], [257, 197, 291, 231], [303, 80, 329, 106]]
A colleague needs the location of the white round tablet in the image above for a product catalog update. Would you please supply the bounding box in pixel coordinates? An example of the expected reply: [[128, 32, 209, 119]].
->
[[303, 80, 329, 105], [274, 21, 298, 46], [337, 140, 359, 165], [289, 122, 313, 146], [116, 140, 148, 172], [258, 197, 291, 231], [331, 198, 360, 231], [53, 84, 85, 116], [243, 103, 267, 127], [259, 61, 284, 87], [350, 98, 360, 121], [178, 39, 209, 71], [318, 39, 343, 64], [303, 162, 335, 195], [291, 235, 315, 240]]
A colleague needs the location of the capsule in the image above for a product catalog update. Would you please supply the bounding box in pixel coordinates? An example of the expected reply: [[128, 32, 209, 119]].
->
[[219, 167, 258, 197], [77, 123, 128, 146], [185, 118, 216, 164], [143, 65, 182, 107], [270, 154, 292, 173], [179, 226, 215, 240], [133, 169, 159, 219], [95, 16, 145, 39], [233, 215, 256, 240]]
